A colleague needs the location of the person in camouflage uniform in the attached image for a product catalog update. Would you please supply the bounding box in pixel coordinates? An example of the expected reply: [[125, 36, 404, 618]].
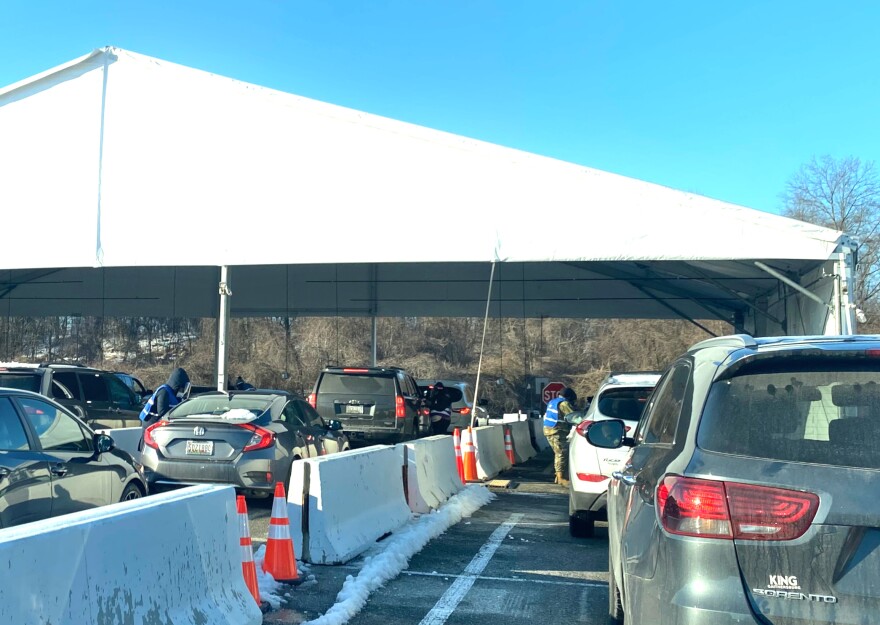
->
[[543, 387, 577, 486]]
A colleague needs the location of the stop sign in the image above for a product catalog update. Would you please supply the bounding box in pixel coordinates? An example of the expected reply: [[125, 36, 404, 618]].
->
[[542, 381, 565, 404]]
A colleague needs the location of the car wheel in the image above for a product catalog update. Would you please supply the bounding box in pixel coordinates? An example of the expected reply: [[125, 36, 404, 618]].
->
[[119, 482, 143, 503], [569, 511, 595, 538], [608, 556, 624, 624]]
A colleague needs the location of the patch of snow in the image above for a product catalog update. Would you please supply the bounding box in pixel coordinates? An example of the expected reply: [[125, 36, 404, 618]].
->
[[254, 544, 286, 609]]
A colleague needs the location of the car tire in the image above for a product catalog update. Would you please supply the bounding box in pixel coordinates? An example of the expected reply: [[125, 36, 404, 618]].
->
[[119, 482, 143, 503], [569, 511, 595, 538], [608, 556, 624, 624]]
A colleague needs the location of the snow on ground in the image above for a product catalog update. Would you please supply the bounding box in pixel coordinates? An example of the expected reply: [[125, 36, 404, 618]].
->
[[254, 546, 318, 610], [298, 484, 495, 625]]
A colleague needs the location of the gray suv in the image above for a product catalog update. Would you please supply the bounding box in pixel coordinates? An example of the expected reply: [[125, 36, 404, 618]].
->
[[0, 363, 144, 430], [309, 366, 424, 443], [588, 334, 880, 625]]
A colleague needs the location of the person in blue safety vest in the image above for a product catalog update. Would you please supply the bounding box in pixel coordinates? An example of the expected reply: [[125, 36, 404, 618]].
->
[[543, 386, 577, 486], [139, 367, 191, 428]]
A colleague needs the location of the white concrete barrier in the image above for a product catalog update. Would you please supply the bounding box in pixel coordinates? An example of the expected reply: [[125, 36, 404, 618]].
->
[[96, 426, 143, 461], [398, 435, 463, 514], [472, 425, 511, 480], [287, 445, 411, 564], [508, 421, 537, 463], [529, 418, 551, 451], [0, 484, 261, 625]]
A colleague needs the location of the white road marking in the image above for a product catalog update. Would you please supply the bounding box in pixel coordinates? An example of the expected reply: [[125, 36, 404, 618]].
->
[[418, 513, 524, 625], [402, 569, 606, 588]]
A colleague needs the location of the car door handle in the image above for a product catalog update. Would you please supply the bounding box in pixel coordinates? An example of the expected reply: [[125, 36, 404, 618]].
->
[[612, 470, 638, 486], [49, 463, 68, 477]]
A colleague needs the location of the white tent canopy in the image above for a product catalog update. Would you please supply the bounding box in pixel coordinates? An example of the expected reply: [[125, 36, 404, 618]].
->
[[0, 47, 858, 340]]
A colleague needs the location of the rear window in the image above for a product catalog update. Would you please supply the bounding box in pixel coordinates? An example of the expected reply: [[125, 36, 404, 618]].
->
[[698, 358, 880, 470], [0, 373, 41, 393], [318, 373, 396, 395], [168, 395, 273, 424], [597, 387, 654, 421]]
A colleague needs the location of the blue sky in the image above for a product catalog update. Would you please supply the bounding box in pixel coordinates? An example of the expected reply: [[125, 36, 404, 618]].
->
[[2, 1, 877, 215]]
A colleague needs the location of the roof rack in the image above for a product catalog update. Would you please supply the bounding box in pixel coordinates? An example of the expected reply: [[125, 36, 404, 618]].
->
[[687, 334, 758, 353]]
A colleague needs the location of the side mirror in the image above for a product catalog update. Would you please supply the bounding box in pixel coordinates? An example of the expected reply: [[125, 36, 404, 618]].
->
[[585, 419, 631, 449], [327, 419, 343, 431], [94, 433, 115, 454]]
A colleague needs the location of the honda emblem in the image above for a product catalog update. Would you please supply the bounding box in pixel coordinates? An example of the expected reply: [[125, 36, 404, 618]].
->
[[193, 426, 206, 436]]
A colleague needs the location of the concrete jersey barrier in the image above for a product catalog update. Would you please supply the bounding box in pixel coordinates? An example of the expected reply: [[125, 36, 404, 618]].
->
[[529, 418, 550, 451], [96, 426, 143, 461], [507, 421, 537, 463], [287, 445, 412, 564], [399, 435, 463, 513], [0, 484, 261, 625], [472, 425, 512, 480]]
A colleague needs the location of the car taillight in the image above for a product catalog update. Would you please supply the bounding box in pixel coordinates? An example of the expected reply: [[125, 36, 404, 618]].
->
[[396, 395, 406, 419], [575, 420, 594, 436], [143, 420, 168, 449], [576, 473, 608, 482], [307, 393, 316, 408], [241, 424, 275, 452], [343, 368, 369, 373], [658, 475, 819, 541], [459, 406, 471, 416]]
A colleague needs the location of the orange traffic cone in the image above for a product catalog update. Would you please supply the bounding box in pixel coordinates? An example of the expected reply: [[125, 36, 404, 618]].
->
[[462, 427, 478, 482], [504, 427, 516, 465], [262, 482, 300, 583], [237, 495, 261, 606], [453, 428, 465, 483]]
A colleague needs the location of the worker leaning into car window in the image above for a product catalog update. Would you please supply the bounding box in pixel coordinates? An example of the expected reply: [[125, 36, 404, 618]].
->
[[426, 381, 453, 435], [139, 367, 191, 428], [543, 386, 577, 486]]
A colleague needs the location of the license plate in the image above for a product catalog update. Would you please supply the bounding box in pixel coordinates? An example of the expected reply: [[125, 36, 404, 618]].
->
[[345, 405, 363, 414], [185, 440, 214, 455]]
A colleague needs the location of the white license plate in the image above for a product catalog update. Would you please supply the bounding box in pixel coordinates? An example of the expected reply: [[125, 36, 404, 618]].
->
[[185, 440, 214, 455], [345, 405, 363, 414]]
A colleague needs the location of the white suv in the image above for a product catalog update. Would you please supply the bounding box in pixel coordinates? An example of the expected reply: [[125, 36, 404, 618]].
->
[[566, 371, 660, 537]]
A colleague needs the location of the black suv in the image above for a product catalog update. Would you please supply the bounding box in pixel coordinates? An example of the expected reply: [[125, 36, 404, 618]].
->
[[0, 363, 144, 430], [308, 366, 425, 443]]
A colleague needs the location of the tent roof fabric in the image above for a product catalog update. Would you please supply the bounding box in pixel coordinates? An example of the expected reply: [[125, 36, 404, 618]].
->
[[0, 48, 854, 334], [1, 46, 847, 271]]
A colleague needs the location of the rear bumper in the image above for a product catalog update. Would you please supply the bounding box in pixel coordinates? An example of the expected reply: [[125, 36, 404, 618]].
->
[[569, 489, 606, 515], [141, 453, 280, 494]]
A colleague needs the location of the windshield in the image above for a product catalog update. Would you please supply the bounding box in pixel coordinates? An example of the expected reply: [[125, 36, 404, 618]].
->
[[167, 395, 273, 422], [698, 358, 880, 470]]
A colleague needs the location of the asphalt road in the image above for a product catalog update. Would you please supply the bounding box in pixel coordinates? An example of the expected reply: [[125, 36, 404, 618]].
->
[[252, 449, 613, 625]]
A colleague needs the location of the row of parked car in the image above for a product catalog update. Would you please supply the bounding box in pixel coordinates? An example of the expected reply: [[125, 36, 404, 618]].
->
[[0, 360, 488, 529], [562, 334, 880, 625]]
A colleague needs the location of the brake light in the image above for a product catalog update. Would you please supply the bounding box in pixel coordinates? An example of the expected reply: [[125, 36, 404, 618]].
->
[[143, 420, 168, 449], [867, 349, 880, 357], [396, 395, 406, 419], [241, 424, 275, 452], [575, 420, 594, 436], [459, 406, 471, 416], [343, 368, 369, 373], [576, 473, 608, 483], [658, 475, 818, 541], [307, 393, 316, 408]]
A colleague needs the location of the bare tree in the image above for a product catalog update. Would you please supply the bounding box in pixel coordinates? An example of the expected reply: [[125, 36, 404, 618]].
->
[[781, 155, 880, 303]]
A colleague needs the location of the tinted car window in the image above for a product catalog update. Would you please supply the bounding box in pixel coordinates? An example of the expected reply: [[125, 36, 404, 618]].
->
[[107, 375, 136, 406], [298, 400, 325, 427], [53, 371, 81, 399], [698, 360, 880, 470], [596, 387, 654, 421], [319, 374, 396, 394], [19, 397, 92, 452], [640, 362, 690, 445], [79, 373, 109, 402], [0, 397, 31, 451], [282, 401, 308, 427], [0, 373, 41, 393]]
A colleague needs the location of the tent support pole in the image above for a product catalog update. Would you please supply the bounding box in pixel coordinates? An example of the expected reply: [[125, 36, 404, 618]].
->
[[217, 266, 232, 391], [371, 316, 378, 366], [472, 260, 497, 428], [754, 262, 830, 308]]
